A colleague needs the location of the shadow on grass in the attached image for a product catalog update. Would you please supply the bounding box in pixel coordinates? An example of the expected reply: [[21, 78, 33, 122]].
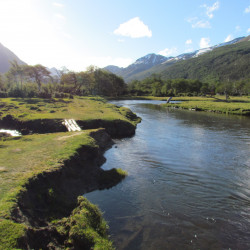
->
[[11, 98, 73, 105]]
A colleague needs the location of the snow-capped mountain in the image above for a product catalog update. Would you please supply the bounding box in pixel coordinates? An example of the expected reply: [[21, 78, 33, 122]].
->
[[163, 37, 245, 63], [132, 53, 168, 65], [104, 36, 248, 82], [165, 36, 245, 62], [104, 53, 169, 81]]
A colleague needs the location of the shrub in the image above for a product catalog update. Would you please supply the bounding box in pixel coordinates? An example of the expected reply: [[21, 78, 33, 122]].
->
[[0, 91, 8, 98]]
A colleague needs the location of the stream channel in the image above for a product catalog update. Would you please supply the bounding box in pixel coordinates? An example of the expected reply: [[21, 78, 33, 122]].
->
[[85, 100, 250, 250]]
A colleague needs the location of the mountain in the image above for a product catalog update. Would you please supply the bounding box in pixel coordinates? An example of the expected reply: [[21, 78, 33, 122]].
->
[[136, 37, 250, 83], [0, 43, 26, 73], [104, 36, 249, 83], [104, 53, 169, 82]]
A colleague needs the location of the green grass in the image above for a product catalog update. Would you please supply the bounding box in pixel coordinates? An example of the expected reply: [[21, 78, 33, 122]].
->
[[0, 96, 139, 125], [53, 196, 114, 250], [0, 130, 116, 249], [0, 219, 26, 250], [0, 131, 97, 218], [162, 96, 250, 115], [0, 96, 139, 248]]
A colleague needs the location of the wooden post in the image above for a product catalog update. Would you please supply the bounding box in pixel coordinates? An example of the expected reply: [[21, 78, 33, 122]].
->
[[166, 97, 172, 103]]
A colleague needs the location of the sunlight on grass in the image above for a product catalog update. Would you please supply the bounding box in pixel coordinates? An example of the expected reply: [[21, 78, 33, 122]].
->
[[0, 131, 97, 218], [162, 96, 250, 115], [0, 96, 138, 124]]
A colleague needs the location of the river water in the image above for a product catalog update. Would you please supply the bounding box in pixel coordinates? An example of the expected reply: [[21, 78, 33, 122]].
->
[[85, 100, 250, 250]]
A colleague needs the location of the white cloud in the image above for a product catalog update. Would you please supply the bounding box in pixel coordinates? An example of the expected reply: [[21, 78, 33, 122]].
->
[[187, 17, 198, 23], [224, 34, 233, 42], [53, 2, 64, 8], [244, 6, 250, 13], [202, 1, 220, 19], [192, 20, 211, 29], [247, 28, 250, 33], [158, 47, 178, 57], [185, 39, 192, 45], [200, 37, 211, 49], [114, 17, 152, 38]]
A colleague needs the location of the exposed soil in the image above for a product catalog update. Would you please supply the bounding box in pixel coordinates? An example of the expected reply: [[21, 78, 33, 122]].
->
[[0, 115, 137, 138]]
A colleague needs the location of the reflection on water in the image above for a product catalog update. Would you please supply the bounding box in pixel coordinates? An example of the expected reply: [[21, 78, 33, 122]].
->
[[85, 100, 250, 249]]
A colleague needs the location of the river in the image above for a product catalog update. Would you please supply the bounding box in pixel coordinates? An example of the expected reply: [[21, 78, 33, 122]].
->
[[85, 100, 250, 250]]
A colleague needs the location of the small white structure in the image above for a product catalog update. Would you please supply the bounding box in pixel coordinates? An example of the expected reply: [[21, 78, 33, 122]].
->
[[62, 119, 81, 132], [0, 129, 22, 136]]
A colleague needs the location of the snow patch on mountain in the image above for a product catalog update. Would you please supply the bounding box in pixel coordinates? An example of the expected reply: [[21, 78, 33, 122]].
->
[[132, 53, 168, 66]]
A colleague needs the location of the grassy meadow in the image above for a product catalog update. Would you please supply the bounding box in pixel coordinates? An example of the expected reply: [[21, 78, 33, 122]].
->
[[162, 96, 250, 116], [0, 96, 139, 124], [0, 130, 115, 249]]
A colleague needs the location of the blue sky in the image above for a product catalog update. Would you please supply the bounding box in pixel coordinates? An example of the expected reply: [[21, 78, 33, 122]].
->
[[0, 0, 249, 71]]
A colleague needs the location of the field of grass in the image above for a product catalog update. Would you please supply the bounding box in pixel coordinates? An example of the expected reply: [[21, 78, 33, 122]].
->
[[0, 130, 116, 248], [162, 96, 250, 116], [0, 96, 139, 125], [0, 131, 96, 218]]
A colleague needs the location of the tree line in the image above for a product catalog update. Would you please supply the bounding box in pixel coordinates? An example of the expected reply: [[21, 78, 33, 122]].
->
[[127, 74, 250, 97], [0, 61, 249, 99], [0, 61, 126, 98]]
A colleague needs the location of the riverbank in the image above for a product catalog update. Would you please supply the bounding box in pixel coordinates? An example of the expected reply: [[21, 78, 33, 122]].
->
[[108, 95, 250, 116], [84, 99, 250, 249], [0, 97, 140, 249], [0, 96, 141, 137], [162, 96, 250, 116]]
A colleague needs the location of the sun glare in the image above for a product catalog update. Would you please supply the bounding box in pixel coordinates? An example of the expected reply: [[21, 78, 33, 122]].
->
[[0, 0, 71, 68]]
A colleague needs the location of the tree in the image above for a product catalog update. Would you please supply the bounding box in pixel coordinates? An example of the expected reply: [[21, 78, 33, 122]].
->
[[0, 74, 4, 91], [6, 60, 26, 89], [25, 65, 51, 92], [152, 81, 162, 96]]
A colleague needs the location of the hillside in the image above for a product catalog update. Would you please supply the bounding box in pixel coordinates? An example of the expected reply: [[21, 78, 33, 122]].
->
[[105, 36, 250, 83], [104, 53, 169, 82], [130, 40, 250, 83], [0, 43, 26, 73], [159, 40, 250, 83]]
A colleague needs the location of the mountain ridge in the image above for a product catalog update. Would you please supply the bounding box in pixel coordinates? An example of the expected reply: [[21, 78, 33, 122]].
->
[[0, 43, 26, 73], [104, 53, 169, 81], [104, 36, 249, 82]]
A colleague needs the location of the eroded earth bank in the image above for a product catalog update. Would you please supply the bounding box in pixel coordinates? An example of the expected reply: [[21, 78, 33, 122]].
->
[[0, 97, 141, 249]]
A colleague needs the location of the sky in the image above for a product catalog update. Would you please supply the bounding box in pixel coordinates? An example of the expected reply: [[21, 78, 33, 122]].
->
[[0, 0, 249, 71]]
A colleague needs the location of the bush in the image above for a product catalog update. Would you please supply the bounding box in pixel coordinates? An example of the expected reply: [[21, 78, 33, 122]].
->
[[7, 87, 25, 98], [0, 91, 8, 98], [37, 91, 52, 99]]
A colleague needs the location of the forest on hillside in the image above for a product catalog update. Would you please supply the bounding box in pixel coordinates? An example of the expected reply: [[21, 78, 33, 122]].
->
[[127, 74, 250, 97], [157, 41, 250, 84]]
